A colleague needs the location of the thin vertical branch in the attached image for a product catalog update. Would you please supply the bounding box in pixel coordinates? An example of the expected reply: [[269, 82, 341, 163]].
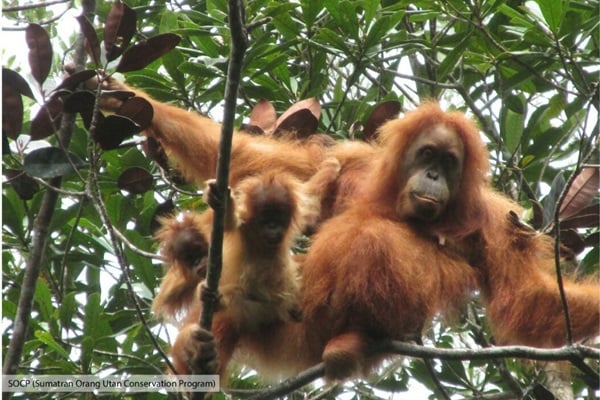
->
[[199, 0, 248, 331], [552, 148, 597, 346], [192, 2, 247, 399]]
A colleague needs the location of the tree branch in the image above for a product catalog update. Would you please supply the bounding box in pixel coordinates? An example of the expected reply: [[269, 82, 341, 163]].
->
[[199, 0, 248, 330], [194, 1, 248, 399], [246, 342, 599, 400]]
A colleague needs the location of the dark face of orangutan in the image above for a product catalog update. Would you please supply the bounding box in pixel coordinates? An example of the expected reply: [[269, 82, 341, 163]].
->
[[240, 182, 294, 252], [397, 124, 465, 221]]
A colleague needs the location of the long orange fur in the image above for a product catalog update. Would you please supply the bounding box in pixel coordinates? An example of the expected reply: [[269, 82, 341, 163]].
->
[[101, 81, 599, 381]]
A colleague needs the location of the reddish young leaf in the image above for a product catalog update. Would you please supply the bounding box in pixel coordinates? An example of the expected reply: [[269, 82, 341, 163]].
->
[[54, 69, 97, 92], [276, 97, 320, 129], [560, 203, 600, 229], [93, 114, 140, 150], [273, 109, 319, 139], [104, 1, 137, 62], [101, 89, 136, 101], [29, 96, 64, 140], [117, 166, 153, 194], [249, 99, 276, 133], [76, 15, 101, 66], [530, 200, 544, 230], [4, 169, 40, 200], [363, 100, 401, 141], [239, 124, 265, 135], [117, 96, 153, 129], [3, 68, 35, 99], [559, 167, 599, 220], [116, 34, 181, 73], [3, 84, 24, 139], [26, 24, 53, 86], [63, 91, 95, 129]]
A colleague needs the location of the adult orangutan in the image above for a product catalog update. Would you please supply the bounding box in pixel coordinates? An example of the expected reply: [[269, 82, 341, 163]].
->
[[299, 103, 599, 379]]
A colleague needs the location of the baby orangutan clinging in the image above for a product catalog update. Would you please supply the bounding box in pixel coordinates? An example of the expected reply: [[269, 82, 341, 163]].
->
[[154, 158, 341, 378], [152, 212, 211, 321]]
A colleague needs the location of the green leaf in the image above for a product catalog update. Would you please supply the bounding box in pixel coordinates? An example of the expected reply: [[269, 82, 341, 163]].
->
[[34, 279, 54, 321], [24, 147, 87, 179], [159, 9, 179, 34], [535, 0, 565, 33], [497, 4, 536, 29], [364, 13, 404, 54], [59, 292, 78, 331], [501, 94, 526, 153], [300, 0, 323, 29], [192, 33, 222, 58], [84, 292, 112, 340], [2, 192, 26, 243], [324, 0, 358, 39], [437, 34, 471, 82], [315, 27, 352, 56], [35, 330, 70, 359], [271, 5, 301, 39], [160, 41, 186, 87]]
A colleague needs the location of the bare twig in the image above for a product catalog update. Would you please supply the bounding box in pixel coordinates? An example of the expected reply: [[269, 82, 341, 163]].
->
[[3, 0, 71, 12]]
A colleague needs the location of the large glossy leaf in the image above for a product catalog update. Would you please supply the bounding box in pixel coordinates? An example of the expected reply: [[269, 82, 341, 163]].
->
[[559, 167, 600, 220], [116, 34, 181, 73], [104, 1, 137, 62], [93, 114, 140, 150], [363, 100, 401, 141], [560, 203, 600, 229], [3, 68, 34, 99], [117, 97, 153, 130], [63, 90, 95, 129], [29, 96, 64, 140], [25, 24, 52, 86], [54, 69, 97, 92], [23, 147, 87, 179], [2, 84, 23, 139], [117, 167, 153, 194], [3, 169, 39, 200], [535, 0, 564, 33], [76, 15, 101, 66]]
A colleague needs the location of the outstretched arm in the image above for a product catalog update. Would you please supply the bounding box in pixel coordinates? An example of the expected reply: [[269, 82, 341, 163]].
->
[[98, 78, 325, 187], [98, 78, 222, 185]]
